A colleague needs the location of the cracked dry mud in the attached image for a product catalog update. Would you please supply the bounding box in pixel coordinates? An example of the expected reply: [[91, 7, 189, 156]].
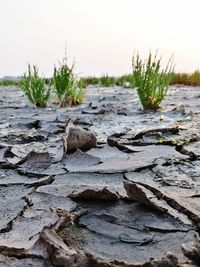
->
[[0, 85, 200, 266]]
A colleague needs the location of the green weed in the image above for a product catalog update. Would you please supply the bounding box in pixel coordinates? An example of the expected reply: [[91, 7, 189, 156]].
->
[[20, 65, 51, 108], [53, 59, 84, 107], [132, 51, 174, 110]]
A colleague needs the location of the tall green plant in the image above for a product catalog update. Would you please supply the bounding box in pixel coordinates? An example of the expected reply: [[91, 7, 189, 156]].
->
[[53, 59, 84, 107], [21, 65, 50, 108], [132, 51, 174, 110]]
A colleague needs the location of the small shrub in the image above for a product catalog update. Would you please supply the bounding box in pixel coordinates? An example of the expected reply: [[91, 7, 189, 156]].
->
[[132, 51, 174, 110], [21, 65, 51, 107], [53, 59, 84, 107]]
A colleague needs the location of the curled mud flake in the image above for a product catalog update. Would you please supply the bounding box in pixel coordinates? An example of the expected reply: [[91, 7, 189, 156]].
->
[[124, 180, 167, 213], [26, 191, 77, 213], [0, 145, 12, 163], [0, 254, 46, 267], [63, 149, 101, 172], [48, 141, 65, 163], [17, 151, 51, 170], [0, 211, 59, 256], [57, 200, 195, 266], [33, 228, 89, 267], [69, 187, 120, 201], [119, 233, 155, 245], [124, 169, 200, 227]]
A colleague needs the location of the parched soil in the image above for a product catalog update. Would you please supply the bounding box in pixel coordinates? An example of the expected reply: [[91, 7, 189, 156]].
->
[[0, 85, 200, 266]]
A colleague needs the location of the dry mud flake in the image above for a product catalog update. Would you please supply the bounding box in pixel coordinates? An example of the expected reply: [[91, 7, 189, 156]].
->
[[84, 144, 187, 173], [107, 126, 180, 146], [36, 172, 126, 198], [15, 151, 67, 177], [17, 151, 51, 170], [23, 163, 67, 177], [123, 179, 193, 227], [0, 145, 11, 163], [32, 228, 89, 267], [0, 185, 32, 231], [7, 137, 64, 164], [124, 170, 200, 227], [0, 210, 59, 254], [124, 180, 169, 213], [26, 191, 77, 212], [0, 170, 54, 186], [58, 200, 195, 266], [47, 140, 65, 163], [68, 187, 120, 201], [63, 149, 101, 171], [0, 254, 48, 267], [87, 144, 129, 161]]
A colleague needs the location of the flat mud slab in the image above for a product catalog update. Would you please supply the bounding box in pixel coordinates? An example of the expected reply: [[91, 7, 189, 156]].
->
[[0, 85, 200, 266]]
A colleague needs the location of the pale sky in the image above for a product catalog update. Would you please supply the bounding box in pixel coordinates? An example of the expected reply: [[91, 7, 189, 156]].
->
[[1, 0, 200, 77]]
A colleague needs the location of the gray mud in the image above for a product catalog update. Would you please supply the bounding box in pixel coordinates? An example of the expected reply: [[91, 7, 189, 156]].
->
[[0, 85, 200, 266]]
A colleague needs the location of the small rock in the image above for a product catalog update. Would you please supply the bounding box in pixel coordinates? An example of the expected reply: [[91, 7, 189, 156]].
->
[[66, 127, 97, 153]]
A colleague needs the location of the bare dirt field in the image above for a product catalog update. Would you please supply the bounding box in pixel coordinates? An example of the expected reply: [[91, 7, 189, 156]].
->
[[0, 85, 199, 266]]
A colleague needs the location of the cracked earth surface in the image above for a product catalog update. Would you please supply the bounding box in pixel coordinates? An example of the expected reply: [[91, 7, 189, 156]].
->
[[0, 85, 200, 266]]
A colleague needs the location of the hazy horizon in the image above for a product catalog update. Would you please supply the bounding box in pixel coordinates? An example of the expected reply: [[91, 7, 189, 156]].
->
[[1, 0, 200, 77]]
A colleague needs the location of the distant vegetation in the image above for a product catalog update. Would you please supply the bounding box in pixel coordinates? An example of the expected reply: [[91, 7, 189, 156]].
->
[[0, 79, 21, 86], [171, 71, 200, 86], [77, 71, 200, 88], [78, 74, 134, 88], [2, 71, 200, 89]]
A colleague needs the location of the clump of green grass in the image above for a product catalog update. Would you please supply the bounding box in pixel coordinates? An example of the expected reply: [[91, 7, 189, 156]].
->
[[53, 59, 84, 107], [21, 65, 51, 108], [132, 51, 174, 110]]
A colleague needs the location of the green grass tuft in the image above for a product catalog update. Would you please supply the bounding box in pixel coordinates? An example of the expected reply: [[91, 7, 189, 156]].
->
[[132, 51, 174, 110], [53, 59, 85, 107], [20, 65, 51, 108]]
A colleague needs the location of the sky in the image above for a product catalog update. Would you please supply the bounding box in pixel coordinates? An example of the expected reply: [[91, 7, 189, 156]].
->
[[1, 0, 200, 77]]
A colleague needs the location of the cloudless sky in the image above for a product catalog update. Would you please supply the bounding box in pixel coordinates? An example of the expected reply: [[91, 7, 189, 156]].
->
[[1, 0, 200, 77]]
